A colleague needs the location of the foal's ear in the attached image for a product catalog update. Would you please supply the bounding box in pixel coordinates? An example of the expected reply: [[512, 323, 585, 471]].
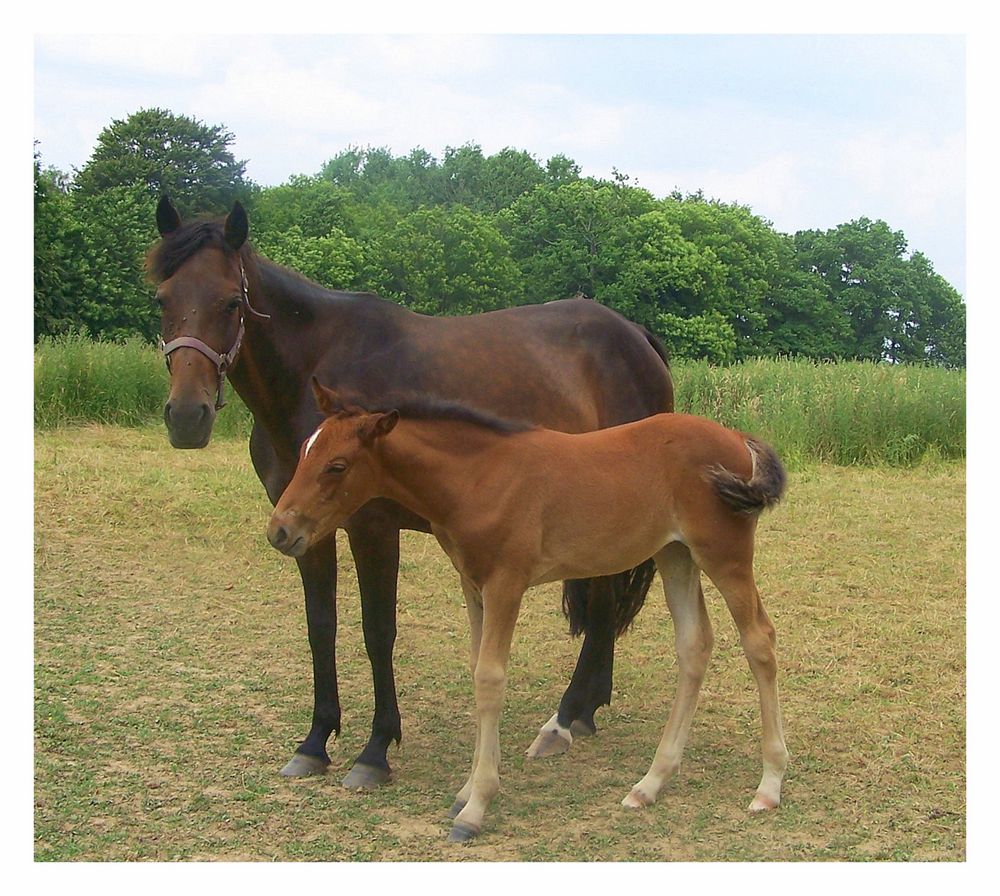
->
[[224, 201, 249, 251], [156, 195, 182, 236], [310, 377, 342, 417], [360, 410, 399, 443]]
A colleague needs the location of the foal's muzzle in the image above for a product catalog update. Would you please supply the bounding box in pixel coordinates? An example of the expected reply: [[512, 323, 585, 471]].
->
[[267, 514, 311, 557]]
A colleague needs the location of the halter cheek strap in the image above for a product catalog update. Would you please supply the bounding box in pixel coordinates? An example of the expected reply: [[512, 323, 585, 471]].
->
[[158, 260, 268, 410]]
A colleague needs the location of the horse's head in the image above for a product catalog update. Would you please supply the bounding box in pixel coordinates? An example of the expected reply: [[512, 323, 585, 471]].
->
[[149, 196, 252, 448], [268, 380, 399, 556]]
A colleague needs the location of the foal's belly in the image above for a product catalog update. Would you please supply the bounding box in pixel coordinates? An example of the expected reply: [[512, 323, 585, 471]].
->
[[529, 526, 683, 587]]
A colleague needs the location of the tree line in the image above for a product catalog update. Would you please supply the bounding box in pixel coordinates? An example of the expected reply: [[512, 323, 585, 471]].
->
[[34, 108, 966, 366]]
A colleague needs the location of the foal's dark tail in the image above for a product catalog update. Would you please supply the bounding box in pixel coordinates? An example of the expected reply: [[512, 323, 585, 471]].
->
[[706, 436, 787, 516]]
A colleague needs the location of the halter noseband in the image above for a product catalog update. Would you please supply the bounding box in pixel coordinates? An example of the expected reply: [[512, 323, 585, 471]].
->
[[158, 260, 269, 410]]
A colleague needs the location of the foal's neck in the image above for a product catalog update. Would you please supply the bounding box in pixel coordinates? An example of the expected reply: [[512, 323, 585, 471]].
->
[[377, 420, 518, 526]]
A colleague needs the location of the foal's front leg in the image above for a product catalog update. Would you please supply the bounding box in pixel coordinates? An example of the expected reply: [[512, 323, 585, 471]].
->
[[449, 577, 524, 843], [449, 577, 484, 820]]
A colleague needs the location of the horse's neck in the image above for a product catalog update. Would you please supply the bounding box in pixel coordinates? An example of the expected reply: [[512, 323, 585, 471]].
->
[[228, 260, 336, 447]]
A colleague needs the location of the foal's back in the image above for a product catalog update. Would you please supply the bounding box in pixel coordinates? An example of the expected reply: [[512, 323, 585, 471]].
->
[[483, 413, 759, 587]]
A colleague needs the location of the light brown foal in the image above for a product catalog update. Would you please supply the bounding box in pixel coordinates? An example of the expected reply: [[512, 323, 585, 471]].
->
[[268, 380, 789, 842]]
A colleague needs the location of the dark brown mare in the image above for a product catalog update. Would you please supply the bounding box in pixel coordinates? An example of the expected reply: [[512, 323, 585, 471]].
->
[[148, 197, 675, 788], [269, 383, 789, 841]]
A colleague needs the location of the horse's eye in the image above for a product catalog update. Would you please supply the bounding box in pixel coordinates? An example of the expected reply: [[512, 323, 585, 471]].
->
[[325, 461, 348, 475], [226, 298, 242, 312]]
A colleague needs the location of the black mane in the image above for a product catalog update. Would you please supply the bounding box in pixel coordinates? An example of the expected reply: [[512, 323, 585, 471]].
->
[[146, 217, 246, 282]]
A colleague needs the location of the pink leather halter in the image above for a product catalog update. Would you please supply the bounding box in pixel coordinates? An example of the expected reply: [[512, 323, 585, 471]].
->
[[158, 260, 269, 410]]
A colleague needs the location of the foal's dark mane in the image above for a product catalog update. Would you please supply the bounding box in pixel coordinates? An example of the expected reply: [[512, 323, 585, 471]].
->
[[332, 391, 536, 436]]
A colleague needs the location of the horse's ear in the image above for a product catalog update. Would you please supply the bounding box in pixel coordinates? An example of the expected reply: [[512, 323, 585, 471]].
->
[[310, 377, 341, 417], [224, 201, 249, 251], [365, 410, 399, 441], [156, 195, 182, 236]]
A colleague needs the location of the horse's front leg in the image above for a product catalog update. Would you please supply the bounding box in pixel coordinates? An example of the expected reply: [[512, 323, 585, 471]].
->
[[449, 578, 524, 843], [340, 504, 404, 790], [280, 535, 341, 777]]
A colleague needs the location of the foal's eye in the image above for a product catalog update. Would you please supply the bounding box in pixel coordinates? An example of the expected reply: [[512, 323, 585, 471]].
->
[[324, 461, 348, 475], [226, 297, 242, 312]]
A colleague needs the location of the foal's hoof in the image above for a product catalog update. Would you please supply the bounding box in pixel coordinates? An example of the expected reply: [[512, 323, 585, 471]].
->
[[447, 820, 481, 843], [341, 762, 391, 791], [447, 798, 467, 819], [749, 792, 780, 812], [280, 752, 330, 777], [621, 788, 654, 809]]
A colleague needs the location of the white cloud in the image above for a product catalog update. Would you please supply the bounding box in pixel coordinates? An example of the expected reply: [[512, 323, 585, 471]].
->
[[839, 128, 965, 222]]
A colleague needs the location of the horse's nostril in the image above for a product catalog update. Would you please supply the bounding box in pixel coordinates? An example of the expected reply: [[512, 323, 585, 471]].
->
[[270, 525, 288, 548]]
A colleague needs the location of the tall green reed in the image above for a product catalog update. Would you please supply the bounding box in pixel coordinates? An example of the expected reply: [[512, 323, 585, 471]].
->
[[34, 337, 965, 467]]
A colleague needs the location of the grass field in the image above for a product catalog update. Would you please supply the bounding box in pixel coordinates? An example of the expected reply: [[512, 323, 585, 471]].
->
[[34, 425, 966, 862]]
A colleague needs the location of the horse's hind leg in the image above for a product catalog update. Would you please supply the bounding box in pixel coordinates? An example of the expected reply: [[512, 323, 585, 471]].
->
[[526, 577, 614, 758], [702, 547, 788, 812], [624, 542, 712, 808]]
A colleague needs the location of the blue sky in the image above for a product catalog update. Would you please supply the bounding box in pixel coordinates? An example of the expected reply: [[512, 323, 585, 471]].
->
[[34, 31, 967, 295]]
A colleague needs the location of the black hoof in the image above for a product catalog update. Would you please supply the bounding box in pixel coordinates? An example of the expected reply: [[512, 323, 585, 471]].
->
[[447, 820, 480, 843], [570, 718, 597, 738], [280, 752, 330, 777], [341, 762, 391, 791], [447, 798, 467, 819]]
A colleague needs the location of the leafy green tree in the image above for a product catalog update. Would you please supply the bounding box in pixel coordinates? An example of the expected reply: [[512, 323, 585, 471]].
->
[[499, 180, 657, 304], [70, 185, 160, 340], [34, 154, 97, 339], [73, 108, 249, 216], [369, 205, 523, 315], [254, 224, 365, 291], [247, 175, 355, 242], [597, 208, 727, 331], [792, 218, 965, 365]]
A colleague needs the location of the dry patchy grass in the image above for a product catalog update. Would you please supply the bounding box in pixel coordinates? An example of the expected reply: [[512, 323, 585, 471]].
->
[[34, 426, 965, 862]]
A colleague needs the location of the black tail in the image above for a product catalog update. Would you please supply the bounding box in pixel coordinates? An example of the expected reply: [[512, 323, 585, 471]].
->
[[706, 436, 787, 515], [562, 559, 657, 639], [642, 326, 670, 369]]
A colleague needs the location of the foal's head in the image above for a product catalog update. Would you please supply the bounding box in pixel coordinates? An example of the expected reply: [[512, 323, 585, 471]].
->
[[267, 380, 398, 557]]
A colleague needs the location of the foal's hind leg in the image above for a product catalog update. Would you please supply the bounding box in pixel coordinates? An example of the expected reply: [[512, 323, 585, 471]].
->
[[623, 542, 712, 808], [701, 547, 788, 812]]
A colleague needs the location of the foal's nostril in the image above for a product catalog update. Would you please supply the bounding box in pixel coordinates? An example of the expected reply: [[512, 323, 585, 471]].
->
[[270, 525, 289, 548]]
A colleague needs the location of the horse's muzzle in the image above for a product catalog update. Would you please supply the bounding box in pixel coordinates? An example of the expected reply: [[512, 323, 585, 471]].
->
[[164, 399, 216, 449]]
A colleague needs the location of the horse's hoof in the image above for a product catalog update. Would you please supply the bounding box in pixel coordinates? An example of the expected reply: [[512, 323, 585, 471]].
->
[[447, 798, 467, 819], [525, 727, 572, 758], [447, 820, 480, 843], [341, 762, 391, 791], [280, 752, 330, 777]]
